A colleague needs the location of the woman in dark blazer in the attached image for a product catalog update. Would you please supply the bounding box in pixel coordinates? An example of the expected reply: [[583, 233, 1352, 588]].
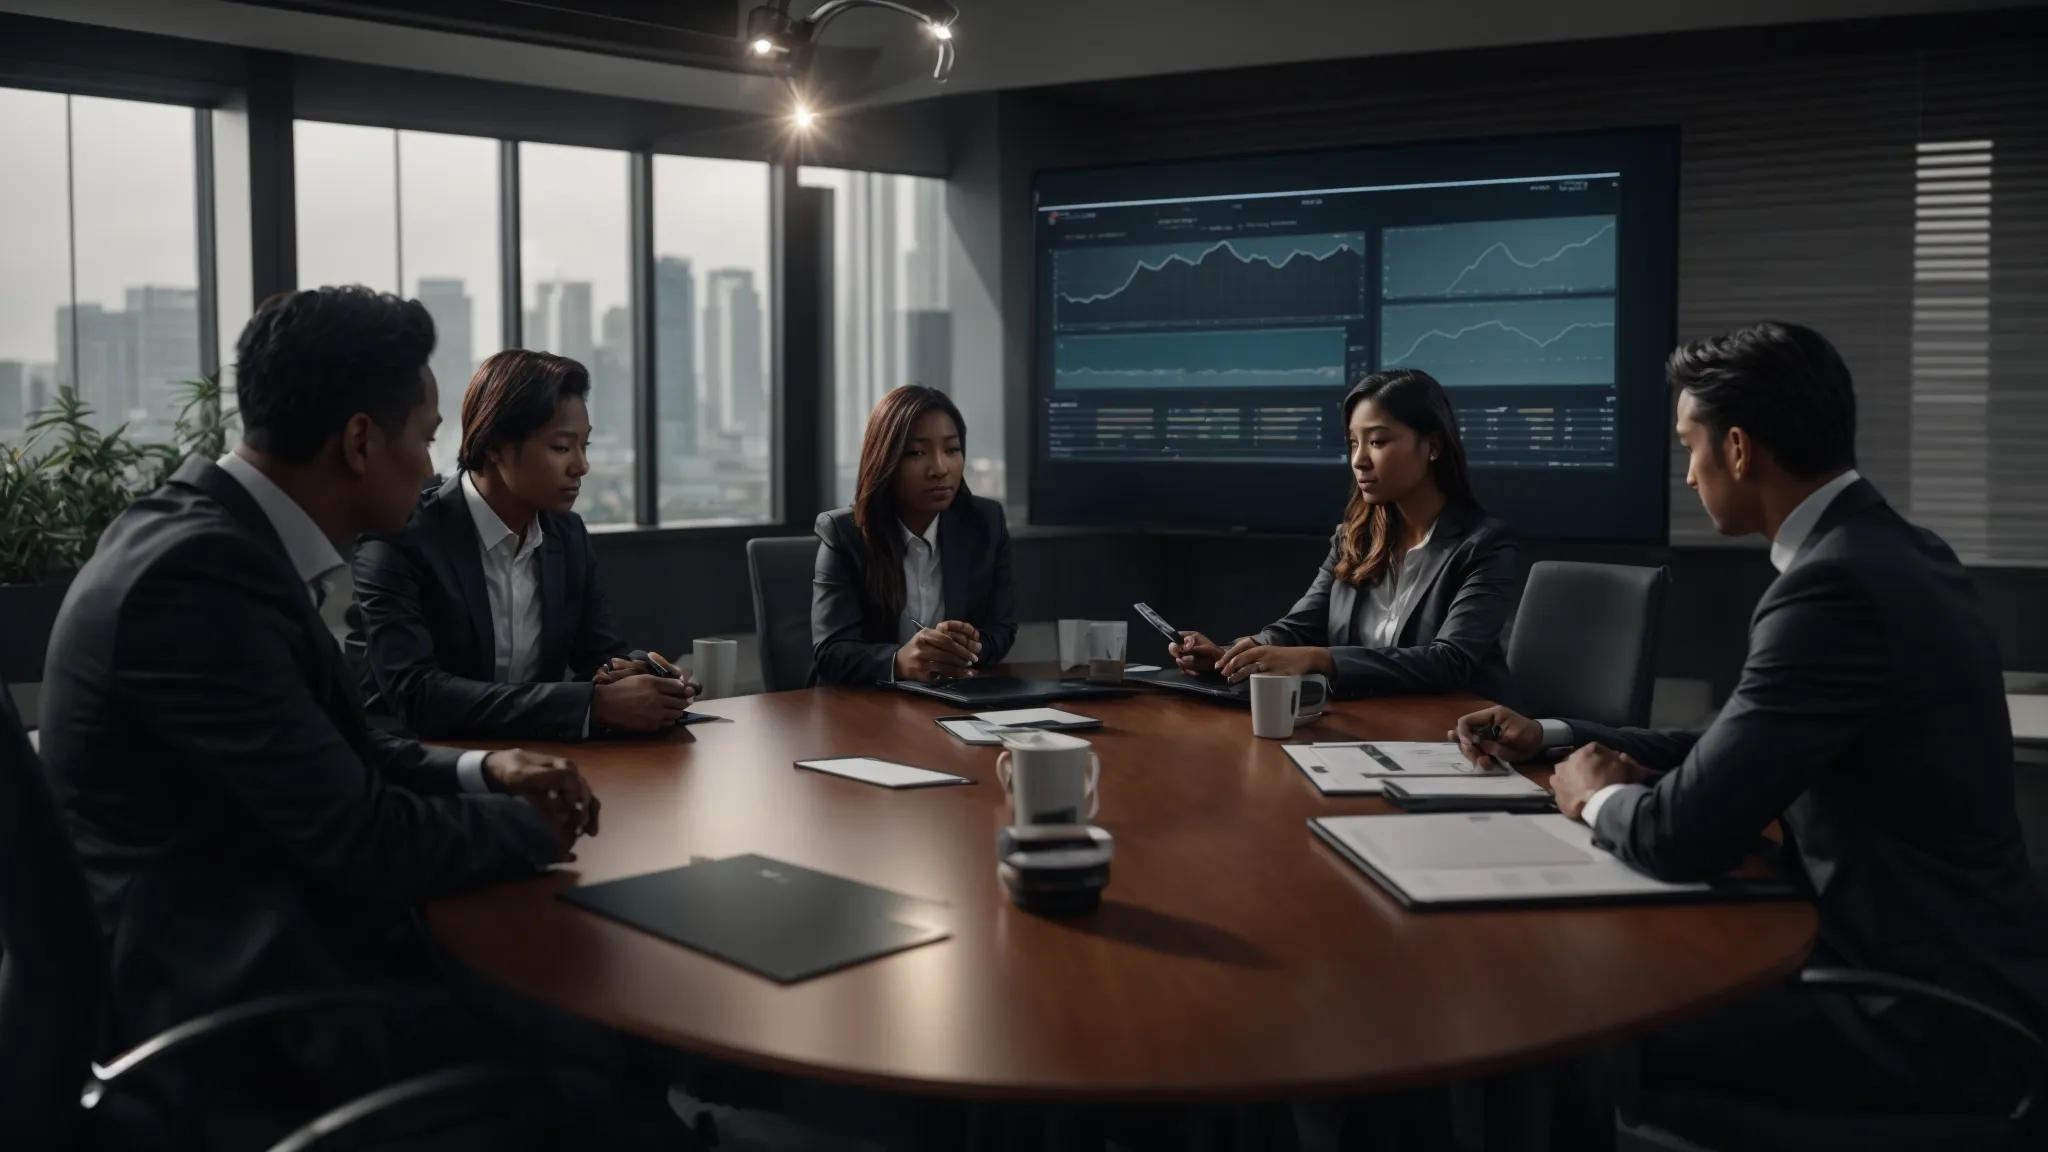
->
[[1172, 369, 1518, 700], [351, 349, 694, 740], [812, 385, 1018, 685]]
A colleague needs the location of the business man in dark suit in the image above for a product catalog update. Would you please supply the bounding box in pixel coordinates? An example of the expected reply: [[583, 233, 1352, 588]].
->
[[1456, 322, 2048, 1113], [351, 349, 692, 741], [812, 385, 1017, 685], [33, 288, 633, 1144]]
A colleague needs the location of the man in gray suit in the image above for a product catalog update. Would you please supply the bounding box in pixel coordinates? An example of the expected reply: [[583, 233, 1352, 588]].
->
[[1457, 322, 2048, 1111]]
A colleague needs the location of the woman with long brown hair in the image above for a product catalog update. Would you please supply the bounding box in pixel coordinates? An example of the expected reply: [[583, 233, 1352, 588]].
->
[[811, 384, 1017, 685], [1170, 369, 1518, 699]]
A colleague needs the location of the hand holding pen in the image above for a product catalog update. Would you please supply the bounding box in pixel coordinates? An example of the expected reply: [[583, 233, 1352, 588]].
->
[[897, 618, 981, 682]]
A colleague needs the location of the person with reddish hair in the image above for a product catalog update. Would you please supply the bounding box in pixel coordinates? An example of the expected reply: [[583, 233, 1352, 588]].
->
[[811, 384, 1017, 685]]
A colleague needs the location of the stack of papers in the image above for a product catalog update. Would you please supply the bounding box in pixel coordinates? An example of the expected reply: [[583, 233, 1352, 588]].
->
[[1311, 813, 1716, 907], [1283, 741, 1503, 795], [972, 708, 1101, 730]]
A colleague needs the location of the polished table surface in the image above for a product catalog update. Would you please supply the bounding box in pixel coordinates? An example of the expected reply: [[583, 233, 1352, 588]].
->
[[424, 674, 1817, 1103]]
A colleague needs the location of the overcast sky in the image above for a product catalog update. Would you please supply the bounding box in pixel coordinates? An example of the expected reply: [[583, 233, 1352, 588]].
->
[[0, 87, 772, 368]]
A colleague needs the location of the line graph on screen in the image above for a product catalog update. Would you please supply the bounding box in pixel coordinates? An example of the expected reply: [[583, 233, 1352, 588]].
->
[[1379, 298, 1614, 387], [1382, 216, 1616, 300], [1055, 234, 1367, 329]]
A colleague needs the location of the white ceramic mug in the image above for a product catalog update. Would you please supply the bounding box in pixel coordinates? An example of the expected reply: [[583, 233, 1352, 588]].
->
[[692, 637, 739, 699], [994, 729, 1102, 825], [1249, 672, 1329, 739]]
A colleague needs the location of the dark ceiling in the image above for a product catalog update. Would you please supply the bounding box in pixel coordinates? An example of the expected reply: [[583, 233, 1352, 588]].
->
[[223, 0, 752, 69]]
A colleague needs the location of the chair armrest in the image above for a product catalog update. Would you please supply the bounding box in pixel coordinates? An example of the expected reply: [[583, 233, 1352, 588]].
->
[[265, 1064, 546, 1152], [82, 985, 445, 1109], [1795, 966, 2047, 1121]]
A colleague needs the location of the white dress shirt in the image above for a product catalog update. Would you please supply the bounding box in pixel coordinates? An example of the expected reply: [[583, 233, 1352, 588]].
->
[[1361, 519, 1438, 648], [462, 473, 592, 750], [1571, 469, 1864, 830], [898, 516, 945, 642], [214, 452, 492, 790], [463, 473, 548, 685]]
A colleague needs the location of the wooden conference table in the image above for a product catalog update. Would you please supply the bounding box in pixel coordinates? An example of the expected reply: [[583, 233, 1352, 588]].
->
[[424, 671, 1816, 1104]]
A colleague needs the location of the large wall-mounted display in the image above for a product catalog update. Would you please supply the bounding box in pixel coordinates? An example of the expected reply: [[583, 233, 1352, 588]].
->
[[1031, 129, 1676, 541]]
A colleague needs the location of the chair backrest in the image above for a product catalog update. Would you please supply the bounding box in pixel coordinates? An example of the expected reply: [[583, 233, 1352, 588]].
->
[[747, 536, 821, 693], [1506, 561, 1670, 729], [0, 676, 105, 1146]]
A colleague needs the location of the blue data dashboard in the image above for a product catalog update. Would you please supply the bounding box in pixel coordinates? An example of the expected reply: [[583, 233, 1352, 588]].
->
[[1032, 129, 1677, 542]]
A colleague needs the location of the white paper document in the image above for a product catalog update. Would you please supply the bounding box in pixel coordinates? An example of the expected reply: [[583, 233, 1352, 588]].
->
[[1312, 813, 1713, 906], [1284, 741, 1500, 795], [937, 718, 1009, 745], [1381, 772, 1551, 799], [973, 708, 1100, 729], [795, 758, 972, 789]]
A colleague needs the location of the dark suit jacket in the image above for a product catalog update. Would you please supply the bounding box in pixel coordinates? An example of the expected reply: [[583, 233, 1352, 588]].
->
[[1256, 501, 1518, 700], [810, 495, 1018, 686], [1575, 480, 2048, 1044], [35, 458, 558, 1051], [349, 475, 628, 741]]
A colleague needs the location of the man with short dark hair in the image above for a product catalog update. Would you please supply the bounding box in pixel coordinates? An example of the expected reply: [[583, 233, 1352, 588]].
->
[[37, 287, 610, 1140], [1456, 321, 2048, 1111]]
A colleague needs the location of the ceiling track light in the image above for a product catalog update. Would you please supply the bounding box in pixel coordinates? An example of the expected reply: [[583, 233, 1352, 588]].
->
[[744, 0, 960, 83]]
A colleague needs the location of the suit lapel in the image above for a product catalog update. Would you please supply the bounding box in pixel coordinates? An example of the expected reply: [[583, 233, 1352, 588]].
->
[[537, 523, 569, 679], [1388, 502, 1475, 645], [1329, 580, 1358, 645], [938, 502, 971, 623], [431, 474, 496, 675]]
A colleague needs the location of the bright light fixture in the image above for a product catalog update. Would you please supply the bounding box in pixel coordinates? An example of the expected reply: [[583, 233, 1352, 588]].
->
[[793, 103, 817, 129], [928, 22, 953, 40], [751, 36, 775, 54]]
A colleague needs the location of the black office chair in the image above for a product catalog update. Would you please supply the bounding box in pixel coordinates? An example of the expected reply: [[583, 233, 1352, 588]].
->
[[747, 535, 820, 692], [1507, 561, 1670, 728], [1620, 968, 2048, 1151], [0, 678, 555, 1151]]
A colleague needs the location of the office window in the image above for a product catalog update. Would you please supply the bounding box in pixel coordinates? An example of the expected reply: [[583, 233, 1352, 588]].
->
[[652, 155, 774, 524], [294, 123, 502, 473], [520, 142, 632, 525], [799, 168, 1002, 507], [0, 89, 202, 444]]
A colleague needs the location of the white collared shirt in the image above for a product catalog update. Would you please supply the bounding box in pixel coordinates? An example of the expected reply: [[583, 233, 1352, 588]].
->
[[1569, 469, 1864, 830], [898, 516, 944, 644], [214, 452, 491, 791], [462, 472, 547, 685], [1363, 518, 1438, 648], [216, 451, 345, 606]]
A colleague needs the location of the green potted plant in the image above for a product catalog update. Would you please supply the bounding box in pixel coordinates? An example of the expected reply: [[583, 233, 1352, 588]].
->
[[1, 378, 234, 684]]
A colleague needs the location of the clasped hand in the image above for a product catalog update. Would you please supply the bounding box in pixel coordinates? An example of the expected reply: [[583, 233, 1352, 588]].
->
[[481, 748, 599, 859], [897, 621, 981, 681], [589, 651, 697, 732]]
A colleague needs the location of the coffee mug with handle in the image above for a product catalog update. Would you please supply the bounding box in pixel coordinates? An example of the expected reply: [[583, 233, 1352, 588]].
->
[[994, 729, 1101, 825], [1249, 672, 1329, 739]]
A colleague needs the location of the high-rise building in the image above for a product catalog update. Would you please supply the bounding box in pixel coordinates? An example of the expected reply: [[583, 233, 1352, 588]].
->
[[126, 286, 200, 433], [655, 256, 698, 458], [704, 268, 763, 439], [595, 304, 633, 438], [57, 303, 139, 433], [0, 362, 24, 436], [416, 277, 474, 439]]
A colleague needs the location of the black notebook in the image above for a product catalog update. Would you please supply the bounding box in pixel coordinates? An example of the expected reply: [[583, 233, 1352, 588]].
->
[[559, 854, 950, 983]]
